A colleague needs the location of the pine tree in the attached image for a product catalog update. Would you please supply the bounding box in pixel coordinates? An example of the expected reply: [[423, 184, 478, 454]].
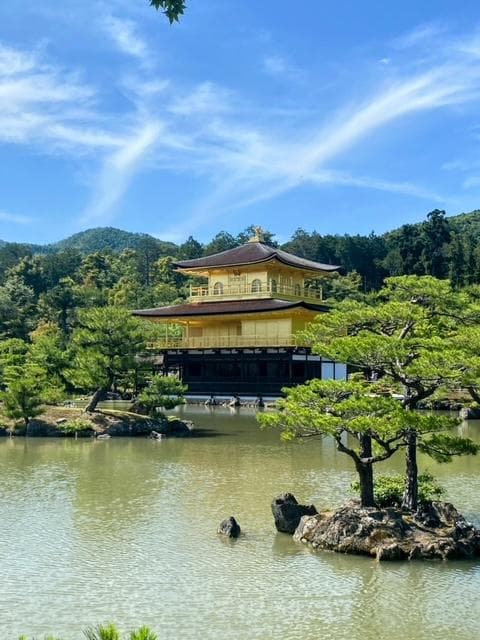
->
[[68, 308, 147, 412], [302, 275, 478, 510]]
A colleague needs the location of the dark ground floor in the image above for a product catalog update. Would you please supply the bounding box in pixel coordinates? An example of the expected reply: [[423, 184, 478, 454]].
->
[[150, 347, 346, 396]]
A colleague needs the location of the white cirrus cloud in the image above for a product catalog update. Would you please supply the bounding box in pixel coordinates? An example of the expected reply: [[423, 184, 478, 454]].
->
[[168, 82, 233, 116], [261, 54, 304, 82], [393, 23, 447, 50], [102, 15, 149, 64], [0, 210, 33, 224], [4, 17, 480, 239], [0, 43, 36, 76], [81, 121, 164, 224]]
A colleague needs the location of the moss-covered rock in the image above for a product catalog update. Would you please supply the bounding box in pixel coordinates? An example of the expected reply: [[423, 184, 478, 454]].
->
[[293, 500, 480, 561]]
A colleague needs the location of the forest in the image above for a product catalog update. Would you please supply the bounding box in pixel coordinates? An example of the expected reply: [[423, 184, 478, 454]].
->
[[0, 209, 478, 344]]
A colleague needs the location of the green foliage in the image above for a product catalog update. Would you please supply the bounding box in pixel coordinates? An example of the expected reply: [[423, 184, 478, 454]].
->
[[57, 418, 93, 435], [84, 624, 121, 640], [53, 227, 176, 256], [39, 276, 79, 335], [352, 473, 445, 507], [18, 625, 158, 640], [259, 379, 411, 506], [177, 235, 203, 259], [1, 365, 46, 427], [29, 323, 69, 397], [4, 211, 480, 343], [419, 433, 479, 462], [452, 322, 480, 405], [68, 308, 147, 411], [5, 210, 480, 307], [129, 627, 158, 640], [69, 307, 146, 387], [0, 274, 36, 339], [203, 231, 238, 256], [0, 338, 29, 387], [302, 274, 479, 510], [312, 271, 363, 302], [18, 636, 62, 640], [138, 375, 187, 417], [302, 276, 466, 407], [259, 379, 462, 453], [149, 0, 186, 23]]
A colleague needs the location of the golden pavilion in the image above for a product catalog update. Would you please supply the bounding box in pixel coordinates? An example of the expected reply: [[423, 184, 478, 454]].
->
[[134, 228, 346, 396]]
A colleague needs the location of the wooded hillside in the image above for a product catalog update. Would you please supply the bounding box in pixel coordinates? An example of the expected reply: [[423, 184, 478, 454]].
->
[[0, 210, 479, 342]]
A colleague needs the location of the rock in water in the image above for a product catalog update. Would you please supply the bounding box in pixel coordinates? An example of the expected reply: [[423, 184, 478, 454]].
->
[[218, 516, 241, 538], [271, 493, 318, 534], [459, 406, 480, 420], [293, 500, 480, 561]]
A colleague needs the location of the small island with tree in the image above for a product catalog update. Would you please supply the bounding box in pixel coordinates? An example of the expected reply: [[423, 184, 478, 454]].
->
[[260, 275, 480, 560], [0, 306, 191, 439]]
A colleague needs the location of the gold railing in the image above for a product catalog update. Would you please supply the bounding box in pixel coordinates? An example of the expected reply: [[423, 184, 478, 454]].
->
[[147, 335, 307, 350], [189, 282, 323, 303]]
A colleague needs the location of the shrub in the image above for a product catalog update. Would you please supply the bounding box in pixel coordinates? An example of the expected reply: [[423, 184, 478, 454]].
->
[[352, 473, 444, 507], [57, 418, 93, 436], [18, 625, 158, 640], [84, 624, 121, 640], [137, 375, 187, 418], [129, 627, 158, 640]]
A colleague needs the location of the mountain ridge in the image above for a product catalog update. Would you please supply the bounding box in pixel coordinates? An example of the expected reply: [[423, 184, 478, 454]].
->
[[1, 210, 480, 253], [0, 226, 177, 255]]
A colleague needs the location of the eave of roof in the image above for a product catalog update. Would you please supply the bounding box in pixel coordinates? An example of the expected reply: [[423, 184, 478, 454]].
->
[[132, 298, 329, 318]]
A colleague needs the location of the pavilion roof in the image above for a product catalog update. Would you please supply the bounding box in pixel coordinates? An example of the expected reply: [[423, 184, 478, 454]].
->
[[133, 298, 329, 319], [173, 241, 340, 273]]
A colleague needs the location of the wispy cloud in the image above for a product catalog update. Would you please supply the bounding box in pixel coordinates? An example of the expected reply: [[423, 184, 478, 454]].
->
[[3, 16, 480, 239], [0, 43, 36, 76], [168, 82, 232, 116], [160, 35, 480, 237], [261, 54, 304, 82], [0, 210, 33, 224], [0, 42, 113, 151], [102, 15, 149, 64], [309, 170, 446, 202], [393, 23, 447, 49], [463, 175, 480, 189], [81, 121, 163, 224]]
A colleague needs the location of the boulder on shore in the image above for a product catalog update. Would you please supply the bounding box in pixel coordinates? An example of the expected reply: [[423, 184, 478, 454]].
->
[[165, 418, 194, 437], [293, 500, 480, 561], [271, 493, 318, 534], [218, 516, 241, 538], [459, 406, 480, 420]]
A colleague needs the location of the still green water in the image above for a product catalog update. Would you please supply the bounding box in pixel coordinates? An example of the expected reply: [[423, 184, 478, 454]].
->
[[1, 408, 480, 640]]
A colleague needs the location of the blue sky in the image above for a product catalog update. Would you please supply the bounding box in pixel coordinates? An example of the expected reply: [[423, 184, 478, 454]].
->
[[2, 1, 480, 245]]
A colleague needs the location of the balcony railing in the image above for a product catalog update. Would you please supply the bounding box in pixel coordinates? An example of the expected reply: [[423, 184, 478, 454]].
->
[[147, 334, 308, 350], [189, 281, 323, 302]]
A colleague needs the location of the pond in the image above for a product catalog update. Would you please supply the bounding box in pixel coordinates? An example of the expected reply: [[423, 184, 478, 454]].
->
[[1, 408, 479, 640]]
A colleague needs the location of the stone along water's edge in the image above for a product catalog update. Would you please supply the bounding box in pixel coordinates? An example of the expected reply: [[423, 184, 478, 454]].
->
[[0, 411, 195, 438]]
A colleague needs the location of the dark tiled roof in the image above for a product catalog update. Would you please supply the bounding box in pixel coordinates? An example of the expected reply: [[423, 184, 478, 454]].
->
[[173, 242, 340, 272], [133, 298, 329, 318]]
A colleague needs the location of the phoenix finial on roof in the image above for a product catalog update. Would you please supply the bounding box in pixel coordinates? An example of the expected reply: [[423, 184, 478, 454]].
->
[[249, 226, 265, 243]]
